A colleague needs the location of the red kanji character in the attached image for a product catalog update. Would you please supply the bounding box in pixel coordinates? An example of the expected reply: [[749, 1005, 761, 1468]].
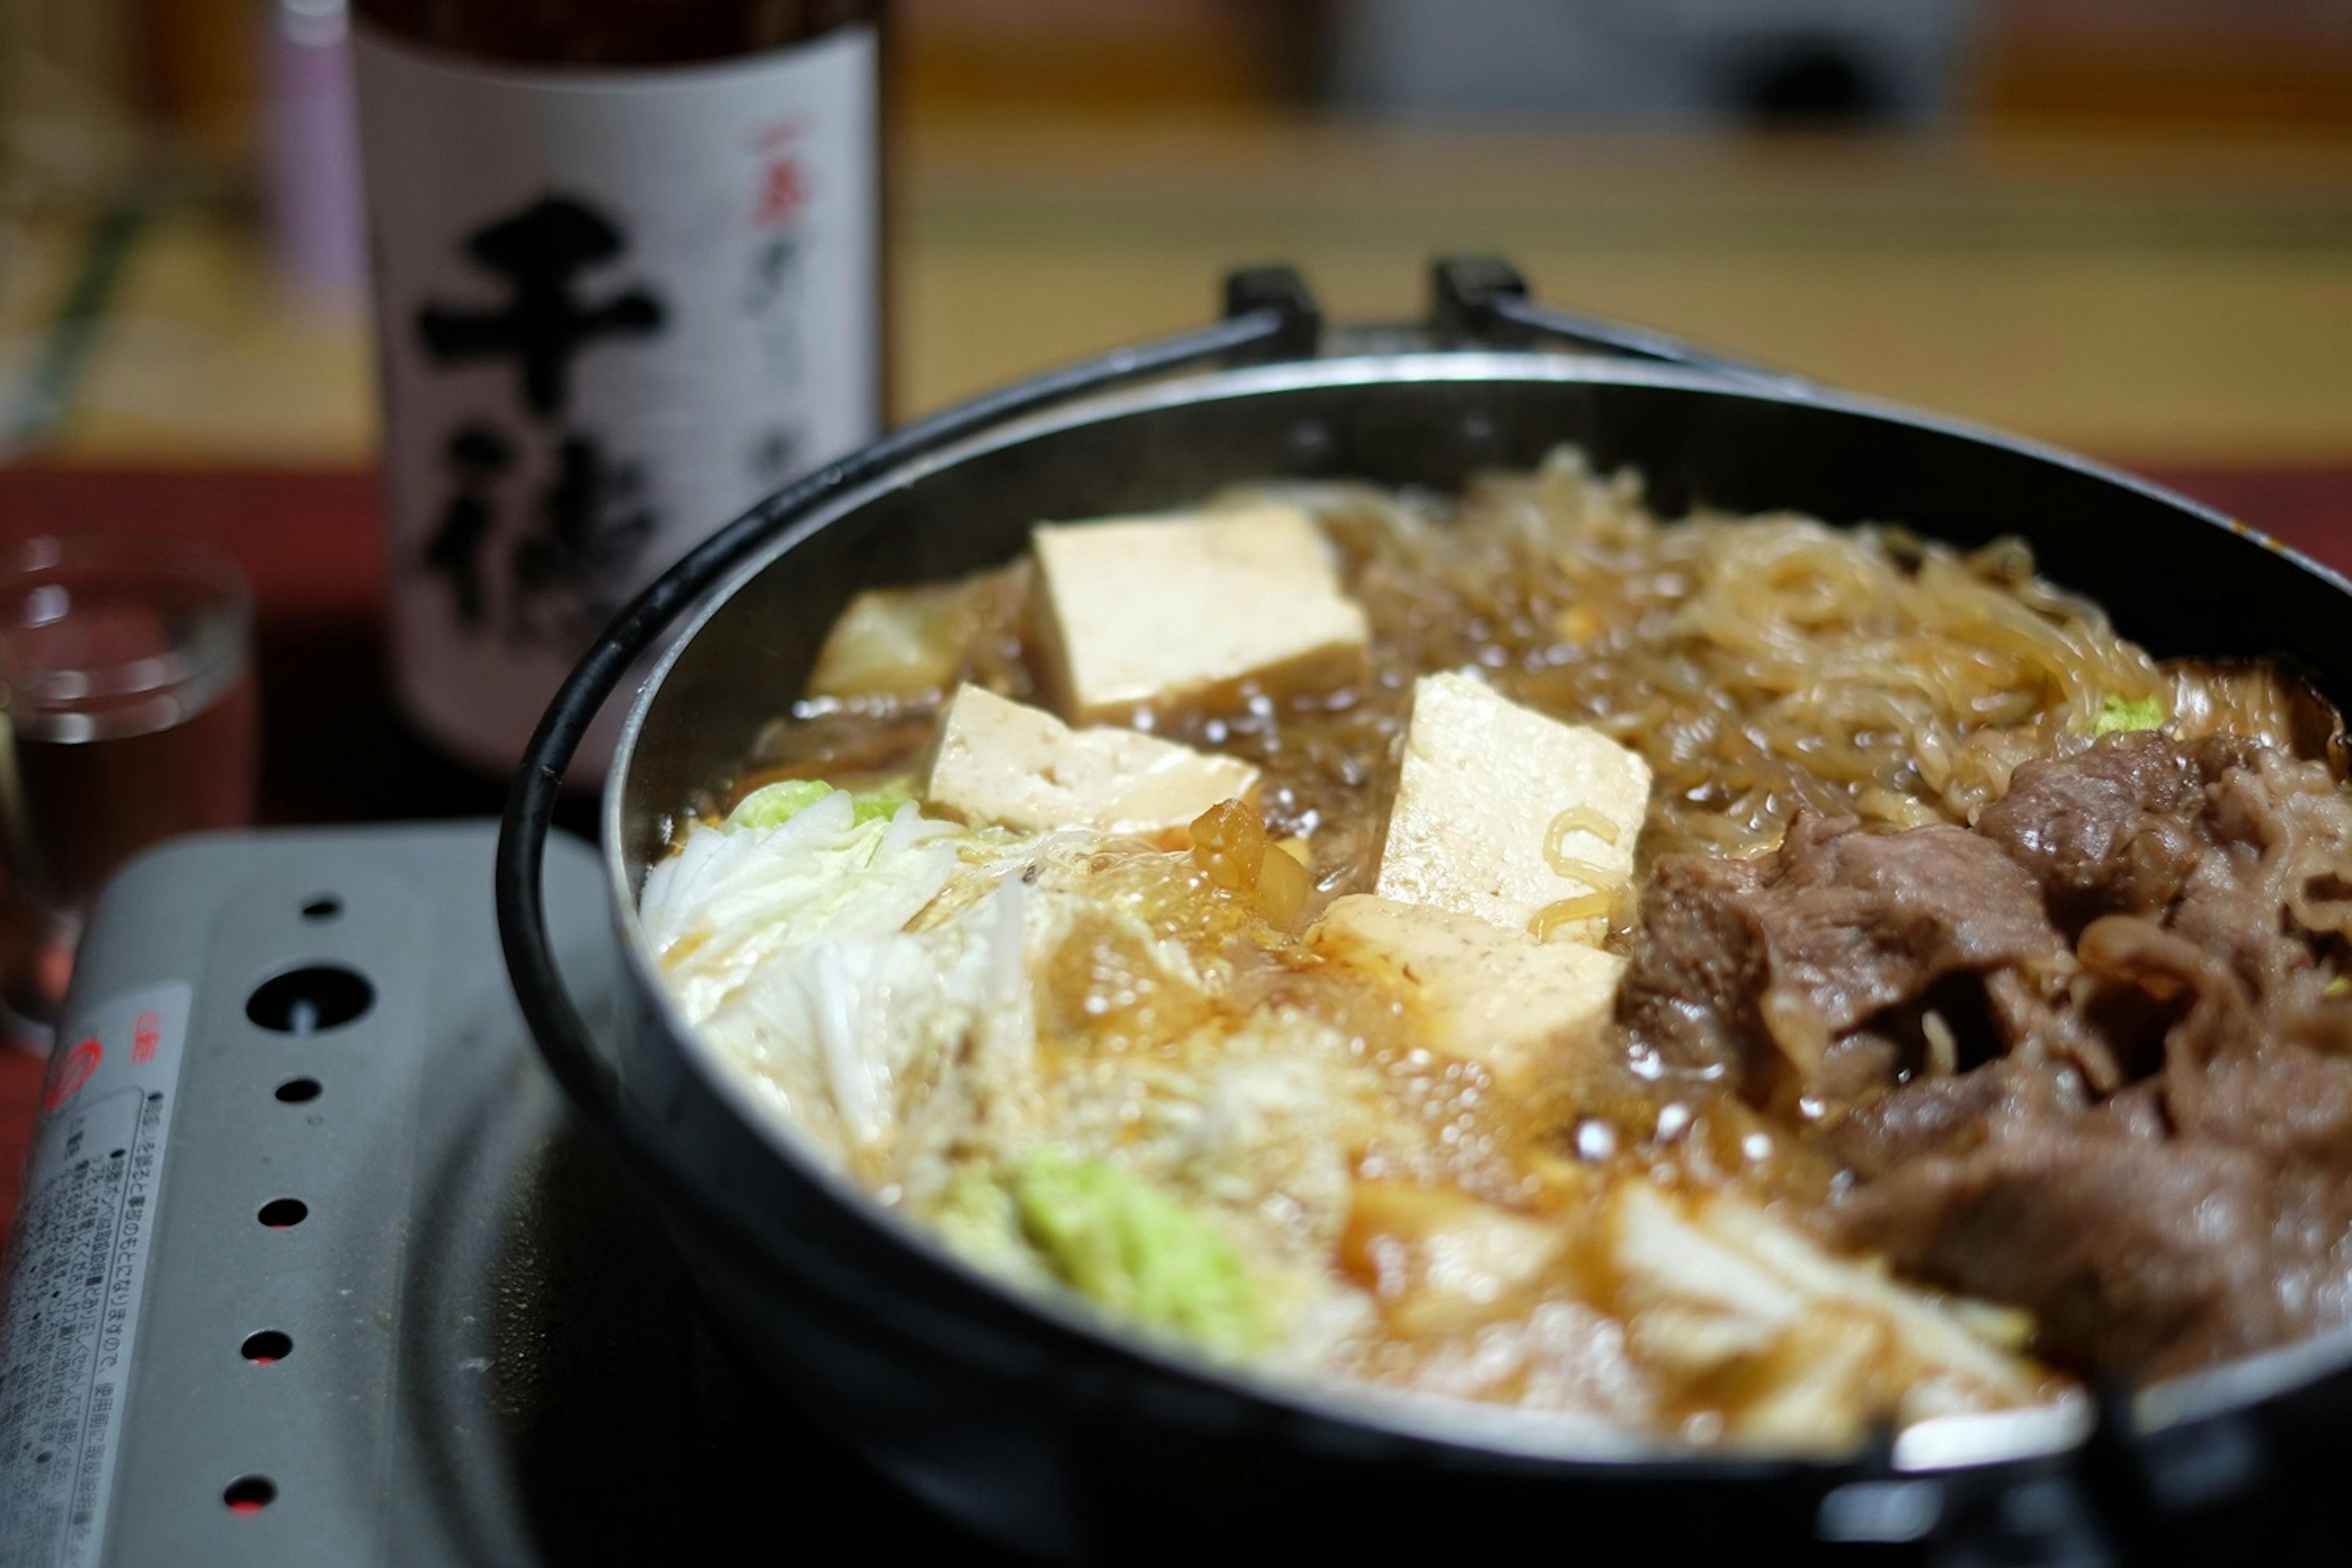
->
[[131, 1010, 161, 1065], [758, 159, 809, 228]]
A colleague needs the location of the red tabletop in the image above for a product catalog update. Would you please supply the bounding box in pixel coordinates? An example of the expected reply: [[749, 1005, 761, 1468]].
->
[[0, 462, 2346, 1238]]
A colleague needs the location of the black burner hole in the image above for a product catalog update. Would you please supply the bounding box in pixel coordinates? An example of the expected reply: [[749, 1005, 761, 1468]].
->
[[223, 1476, 276, 1513], [241, 1330, 292, 1364], [246, 965, 374, 1035], [273, 1077, 321, 1104], [300, 894, 342, 922], [257, 1199, 308, 1229]]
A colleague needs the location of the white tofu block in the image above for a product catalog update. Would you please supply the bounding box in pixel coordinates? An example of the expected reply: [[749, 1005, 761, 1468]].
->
[[922, 684, 1259, 848], [806, 565, 1024, 701], [806, 585, 961, 700], [1031, 504, 1370, 723], [1375, 671, 1650, 943], [1308, 894, 1623, 1090]]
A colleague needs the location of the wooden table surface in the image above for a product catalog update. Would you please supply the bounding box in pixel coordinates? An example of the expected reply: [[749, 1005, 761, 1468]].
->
[[7, 121, 2351, 469]]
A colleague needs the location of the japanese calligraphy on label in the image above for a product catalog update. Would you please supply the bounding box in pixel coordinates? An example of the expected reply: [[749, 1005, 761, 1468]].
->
[[0, 984, 192, 1568], [353, 24, 881, 774]]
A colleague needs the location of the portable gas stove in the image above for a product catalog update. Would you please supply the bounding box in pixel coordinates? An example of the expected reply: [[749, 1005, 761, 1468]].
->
[[0, 824, 1012, 1566]]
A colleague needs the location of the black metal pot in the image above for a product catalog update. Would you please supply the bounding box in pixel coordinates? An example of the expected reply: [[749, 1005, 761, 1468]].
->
[[497, 261, 2352, 1564]]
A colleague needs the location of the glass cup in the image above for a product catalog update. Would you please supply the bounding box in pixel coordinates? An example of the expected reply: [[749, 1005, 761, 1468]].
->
[[0, 537, 258, 1047]]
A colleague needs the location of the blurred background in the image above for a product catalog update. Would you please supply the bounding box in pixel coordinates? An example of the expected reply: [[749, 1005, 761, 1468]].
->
[[2, 0, 2347, 470]]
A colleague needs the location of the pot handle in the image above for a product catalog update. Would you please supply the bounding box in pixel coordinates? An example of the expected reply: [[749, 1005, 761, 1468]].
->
[[1431, 255, 1805, 388], [497, 268, 1324, 1132]]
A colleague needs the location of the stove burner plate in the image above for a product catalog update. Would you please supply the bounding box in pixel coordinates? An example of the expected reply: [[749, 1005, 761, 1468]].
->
[[0, 825, 1006, 1566]]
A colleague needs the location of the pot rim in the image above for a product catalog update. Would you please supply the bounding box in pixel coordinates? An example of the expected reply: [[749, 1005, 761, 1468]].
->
[[597, 344, 2352, 1480]]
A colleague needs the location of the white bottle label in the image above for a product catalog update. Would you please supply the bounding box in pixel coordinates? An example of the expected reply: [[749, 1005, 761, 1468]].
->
[[352, 23, 879, 777]]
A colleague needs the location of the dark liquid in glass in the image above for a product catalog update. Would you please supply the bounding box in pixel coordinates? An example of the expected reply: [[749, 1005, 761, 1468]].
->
[[7, 673, 258, 915]]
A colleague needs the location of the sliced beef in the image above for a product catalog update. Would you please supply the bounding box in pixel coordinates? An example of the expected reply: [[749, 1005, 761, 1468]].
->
[[1831, 1033, 2352, 1379], [1744, 817, 2070, 1038], [1824, 1054, 2087, 1178], [2073, 913, 2263, 1075], [2169, 751, 2352, 1005], [1613, 851, 1769, 1080], [1618, 813, 2070, 1113], [1977, 731, 2256, 933], [1619, 729, 2352, 1382], [2182, 1049, 2352, 1175], [1833, 1110, 2302, 1380]]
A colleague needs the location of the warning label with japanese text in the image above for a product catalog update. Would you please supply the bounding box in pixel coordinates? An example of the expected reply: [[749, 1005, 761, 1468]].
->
[[0, 983, 191, 1568]]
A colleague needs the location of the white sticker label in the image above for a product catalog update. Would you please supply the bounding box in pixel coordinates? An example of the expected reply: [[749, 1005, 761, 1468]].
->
[[0, 982, 192, 1568], [352, 24, 881, 774]]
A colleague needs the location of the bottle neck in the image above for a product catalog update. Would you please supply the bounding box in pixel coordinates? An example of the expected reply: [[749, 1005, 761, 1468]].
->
[[350, 0, 876, 70]]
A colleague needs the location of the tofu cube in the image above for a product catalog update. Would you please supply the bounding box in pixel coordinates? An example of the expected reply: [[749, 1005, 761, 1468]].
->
[[1030, 504, 1370, 723], [805, 567, 1019, 701], [1308, 894, 1624, 1090], [1376, 671, 1649, 943], [922, 684, 1259, 847]]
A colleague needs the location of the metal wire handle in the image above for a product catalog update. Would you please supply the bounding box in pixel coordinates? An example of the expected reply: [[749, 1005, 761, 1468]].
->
[[1430, 255, 1803, 388]]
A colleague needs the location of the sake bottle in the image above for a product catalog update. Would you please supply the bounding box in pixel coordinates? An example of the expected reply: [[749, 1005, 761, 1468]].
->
[[350, 0, 886, 785]]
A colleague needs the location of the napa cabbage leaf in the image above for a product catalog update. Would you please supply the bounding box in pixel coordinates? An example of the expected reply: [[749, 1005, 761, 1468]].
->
[[2093, 694, 2165, 735], [1013, 1150, 1265, 1355]]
